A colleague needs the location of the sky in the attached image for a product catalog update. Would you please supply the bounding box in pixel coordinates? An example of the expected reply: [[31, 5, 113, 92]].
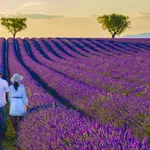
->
[[0, 0, 150, 17], [0, 0, 149, 37]]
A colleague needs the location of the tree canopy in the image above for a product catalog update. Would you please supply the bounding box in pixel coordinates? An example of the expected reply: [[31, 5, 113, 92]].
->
[[97, 13, 131, 38], [1, 18, 27, 38]]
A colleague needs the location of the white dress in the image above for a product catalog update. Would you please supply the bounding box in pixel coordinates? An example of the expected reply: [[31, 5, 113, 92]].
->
[[9, 84, 28, 116]]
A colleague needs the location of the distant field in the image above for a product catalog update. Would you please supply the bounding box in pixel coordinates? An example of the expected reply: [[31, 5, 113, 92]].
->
[[1, 38, 150, 149]]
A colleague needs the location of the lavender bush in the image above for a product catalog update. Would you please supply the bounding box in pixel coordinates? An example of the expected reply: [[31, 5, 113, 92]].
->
[[6, 37, 150, 148], [18, 108, 150, 150]]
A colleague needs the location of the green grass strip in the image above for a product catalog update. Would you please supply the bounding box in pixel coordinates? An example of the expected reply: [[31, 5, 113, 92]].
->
[[2, 104, 18, 150]]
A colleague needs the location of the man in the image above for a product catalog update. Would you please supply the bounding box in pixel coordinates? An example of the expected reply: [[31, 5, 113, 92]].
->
[[0, 68, 9, 150]]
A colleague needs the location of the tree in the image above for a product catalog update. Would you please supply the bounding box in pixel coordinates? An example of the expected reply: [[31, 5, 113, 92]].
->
[[97, 13, 131, 38], [1, 18, 27, 38]]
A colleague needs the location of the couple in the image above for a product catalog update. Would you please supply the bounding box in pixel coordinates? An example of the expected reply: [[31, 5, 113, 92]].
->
[[0, 68, 28, 149]]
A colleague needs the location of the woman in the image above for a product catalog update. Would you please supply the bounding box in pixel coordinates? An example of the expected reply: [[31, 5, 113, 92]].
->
[[9, 73, 29, 132]]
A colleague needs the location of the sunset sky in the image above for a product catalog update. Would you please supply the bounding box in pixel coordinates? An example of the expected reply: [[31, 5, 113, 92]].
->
[[0, 0, 150, 17], [0, 0, 149, 37]]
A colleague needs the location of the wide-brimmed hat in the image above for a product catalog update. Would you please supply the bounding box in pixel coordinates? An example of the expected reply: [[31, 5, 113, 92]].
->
[[10, 73, 24, 82]]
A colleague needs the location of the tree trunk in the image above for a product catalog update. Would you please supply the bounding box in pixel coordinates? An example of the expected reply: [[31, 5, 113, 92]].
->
[[112, 34, 115, 38], [13, 33, 16, 39]]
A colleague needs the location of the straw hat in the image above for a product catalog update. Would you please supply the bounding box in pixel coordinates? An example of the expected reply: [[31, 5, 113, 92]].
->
[[10, 73, 24, 82]]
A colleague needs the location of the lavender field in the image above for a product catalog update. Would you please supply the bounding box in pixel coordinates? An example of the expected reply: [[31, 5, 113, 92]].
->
[[1, 38, 150, 149]]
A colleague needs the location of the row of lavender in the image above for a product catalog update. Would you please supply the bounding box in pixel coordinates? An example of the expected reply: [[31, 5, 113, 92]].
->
[[0, 39, 4, 119], [0, 39, 4, 69], [0, 38, 8, 80], [7, 38, 150, 149], [31, 38, 150, 97], [29, 37, 150, 99], [6, 38, 149, 149], [0, 39, 6, 120], [21, 38, 150, 139]]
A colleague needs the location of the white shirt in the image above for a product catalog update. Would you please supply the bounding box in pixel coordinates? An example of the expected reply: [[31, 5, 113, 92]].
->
[[9, 84, 28, 116], [0, 78, 9, 107]]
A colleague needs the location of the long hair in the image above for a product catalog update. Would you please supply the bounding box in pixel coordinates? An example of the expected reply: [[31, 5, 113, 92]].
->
[[13, 82, 19, 91]]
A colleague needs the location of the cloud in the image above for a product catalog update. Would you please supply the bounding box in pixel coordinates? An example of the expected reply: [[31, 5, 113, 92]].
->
[[123, 33, 150, 38], [20, 14, 63, 19], [20, 2, 45, 9], [139, 12, 150, 20], [0, 13, 63, 19]]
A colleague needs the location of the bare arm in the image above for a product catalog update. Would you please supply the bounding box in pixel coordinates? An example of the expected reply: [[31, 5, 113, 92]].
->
[[5, 81, 10, 103], [6, 92, 9, 103]]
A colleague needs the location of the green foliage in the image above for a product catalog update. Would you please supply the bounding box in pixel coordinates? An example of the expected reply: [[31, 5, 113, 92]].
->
[[97, 13, 131, 38], [102, 71, 110, 77], [146, 126, 150, 137], [62, 138, 73, 147], [1, 18, 27, 38], [2, 104, 18, 150]]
